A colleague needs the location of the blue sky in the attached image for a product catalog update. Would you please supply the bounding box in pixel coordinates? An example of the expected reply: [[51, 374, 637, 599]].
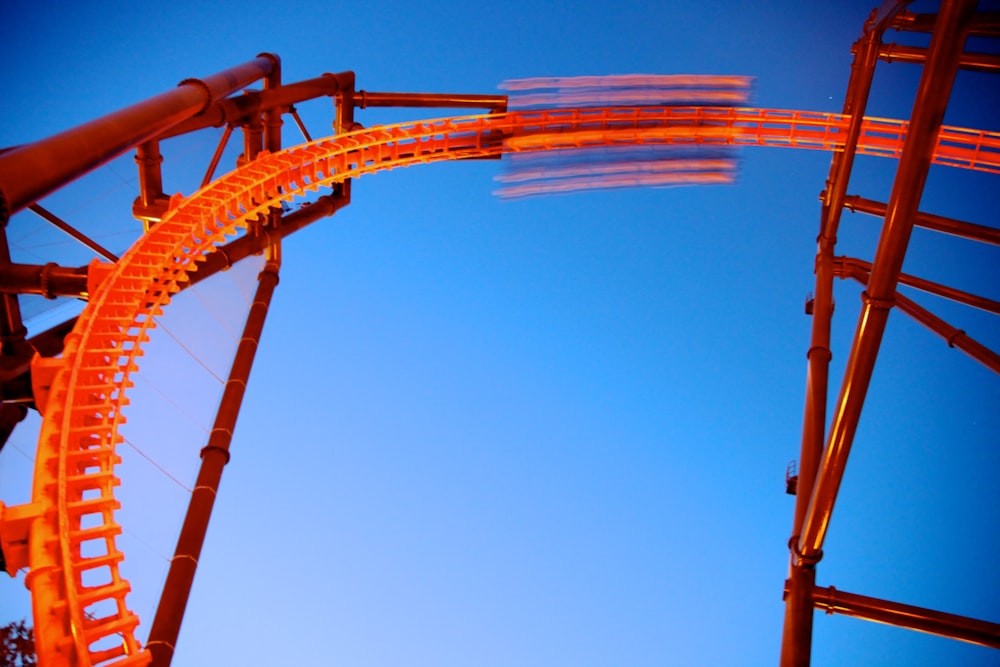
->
[[1, 1, 998, 666]]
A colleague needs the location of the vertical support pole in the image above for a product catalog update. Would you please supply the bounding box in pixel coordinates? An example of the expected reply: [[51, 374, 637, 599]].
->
[[797, 0, 975, 563], [780, 5, 898, 663], [135, 141, 164, 209], [0, 225, 31, 387], [146, 255, 280, 667], [239, 55, 280, 168], [781, 565, 817, 667], [133, 140, 167, 230], [333, 71, 356, 135], [241, 115, 263, 166], [334, 72, 356, 201], [0, 221, 32, 438], [261, 54, 282, 155]]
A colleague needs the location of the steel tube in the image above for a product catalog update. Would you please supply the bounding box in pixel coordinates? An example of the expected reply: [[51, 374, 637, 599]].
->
[[160, 72, 354, 139], [357, 91, 508, 114], [798, 0, 976, 562], [780, 6, 913, 664], [0, 229, 27, 368], [844, 194, 1000, 246], [134, 140, 166, 213], [894, 11, 1000, 36], [835, 256, 1000, 314], [146, 258, 280, 667], [838, 260, 1000, 374], [779, 7, 906, 664], [780, 565, 817, 667], [0, 55, 276, 220], [812, 585, 1000, 648], [794, 0, 907, 536], [782, 4, 978, 665], [261, 54, 283, 155], [874, 43, 1000, 72], [894, 290, 1000, 374], [0, 262, 89, 298]]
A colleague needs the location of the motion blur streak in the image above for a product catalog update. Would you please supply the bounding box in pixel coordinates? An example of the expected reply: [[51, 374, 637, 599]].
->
[[495, 150, 736, 199], [502, 73, 752, 108], [497, 75, 748, 197], [496, 170, 734, 198]]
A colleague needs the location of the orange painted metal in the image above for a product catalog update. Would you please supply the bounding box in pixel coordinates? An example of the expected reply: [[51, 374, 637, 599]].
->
[[811, 584, 1000, 648], [159, 71, 356, 139], [844, 194, 1000, 246], [796, 0, 978, 566], [779, 7, 894, 661], [146, 258, 280, 667], [357, 91, 507, 114], [836, 256, 1000, 315], [0, 55, 276, 221], [837, 259, 1000, 375]]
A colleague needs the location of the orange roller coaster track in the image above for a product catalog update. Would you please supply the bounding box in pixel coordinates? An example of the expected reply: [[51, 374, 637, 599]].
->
[[3, 103, 998, 666]]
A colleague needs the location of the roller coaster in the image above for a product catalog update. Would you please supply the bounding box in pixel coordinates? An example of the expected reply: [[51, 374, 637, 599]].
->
[[0, 0, 997, 665]]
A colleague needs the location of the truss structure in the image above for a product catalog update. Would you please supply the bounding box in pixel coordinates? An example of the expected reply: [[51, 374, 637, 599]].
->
[[780, 1, 999, 664]]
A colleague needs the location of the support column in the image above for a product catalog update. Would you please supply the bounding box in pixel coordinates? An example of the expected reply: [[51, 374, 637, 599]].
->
[[146, 256, 280, 667], [797, 0, 976, 563], [779, 4, 898, 663]]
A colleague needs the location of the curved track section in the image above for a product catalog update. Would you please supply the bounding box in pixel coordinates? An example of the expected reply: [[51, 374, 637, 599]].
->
[[502, 107, 1000, 171], [26, 106, 1000, 665]]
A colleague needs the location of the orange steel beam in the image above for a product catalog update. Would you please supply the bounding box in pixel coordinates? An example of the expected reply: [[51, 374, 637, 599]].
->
[[779, 3, 909, 663], [893, 290, 1000, 374], [262, 58, 282, 155], [811, 585, 1000, 648], [0, 194, 347, 408], [796, 0, 976, 566], [0, 55, 277, 222], [837, 260, 1000, 375], [844, 194, 1000, 246], [0, 230, 28, 366], [146, 256, 280, 667], [133, 141, 168, 226], [796, 0, 902, 546], [835, 256, 1000, 315]]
